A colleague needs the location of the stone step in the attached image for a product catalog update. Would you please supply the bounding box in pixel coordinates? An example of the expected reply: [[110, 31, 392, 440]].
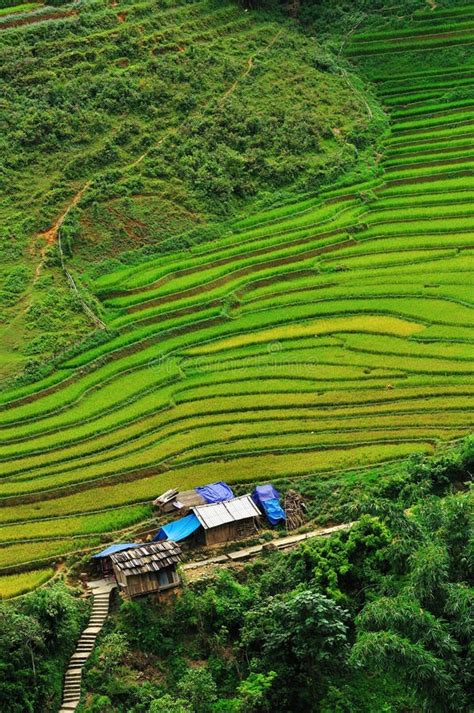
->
[[60, 585, 115, 711]]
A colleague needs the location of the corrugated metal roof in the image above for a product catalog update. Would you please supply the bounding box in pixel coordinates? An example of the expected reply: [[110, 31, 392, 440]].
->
[[193, 495, 260, 530], [110, 542, 181, 576]]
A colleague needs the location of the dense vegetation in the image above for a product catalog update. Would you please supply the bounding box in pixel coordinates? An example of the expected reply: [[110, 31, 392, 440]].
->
[[0, 0, 376, 378], [0, 582, 89, 712], [76, 445, 473, 713], [0, 441, 471, 712]]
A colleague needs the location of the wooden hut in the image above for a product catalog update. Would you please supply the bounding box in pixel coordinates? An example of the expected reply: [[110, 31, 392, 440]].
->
[[154, 488, 206, 514], [154, 482, 234, 514], [92, 543, 139, 577], [110, 542, 181, 599], [192, 494, 260, 546]]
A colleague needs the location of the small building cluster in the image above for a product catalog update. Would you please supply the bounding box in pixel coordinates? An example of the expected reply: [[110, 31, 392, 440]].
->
[[155, 493, 261, 545], [92, 480, 306, 599]]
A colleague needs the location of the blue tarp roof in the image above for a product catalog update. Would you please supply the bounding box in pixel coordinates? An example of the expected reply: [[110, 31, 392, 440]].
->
[[195, 481, 234, 504], [154, 513, 201, 542], [92, 543, 138, 558]]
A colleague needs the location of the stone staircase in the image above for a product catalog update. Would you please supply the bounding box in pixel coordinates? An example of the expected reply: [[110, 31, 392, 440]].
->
[[59, 580, 116, 712]]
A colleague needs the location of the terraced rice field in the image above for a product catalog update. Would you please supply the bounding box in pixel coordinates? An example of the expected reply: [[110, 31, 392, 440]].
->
[[1, 2, 473, 593]]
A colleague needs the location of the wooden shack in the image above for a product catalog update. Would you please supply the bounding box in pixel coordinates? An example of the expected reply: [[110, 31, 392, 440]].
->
[[154, 488, 206, 514], [154, 482, 234, 514], [92, 543, 139, 577], [192, 494, 260, 546], [110, 542, 181, 599]]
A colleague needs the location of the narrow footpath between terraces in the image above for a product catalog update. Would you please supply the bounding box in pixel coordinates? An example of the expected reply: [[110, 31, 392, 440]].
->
[[59, 522, 352, 711]]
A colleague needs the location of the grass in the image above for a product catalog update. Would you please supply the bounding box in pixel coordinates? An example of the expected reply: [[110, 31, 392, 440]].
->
[[0, 3, 39, 16], [0, 504, 152, 543], [0, 567, 54, 599], [0, 536, 101, 570]]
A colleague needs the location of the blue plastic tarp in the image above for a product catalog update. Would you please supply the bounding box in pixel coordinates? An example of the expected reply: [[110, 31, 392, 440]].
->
[[92, 543, 138, 558], [252, 485, 285, 525], [154, 513, 201, 542], [261, 498, 286, 525], [195, 481, 234, 504], [252, 484, 281, 507]]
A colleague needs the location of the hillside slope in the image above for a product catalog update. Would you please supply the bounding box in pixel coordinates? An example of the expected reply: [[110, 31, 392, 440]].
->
[[0, 0, 473, 596], [0, 0, 377, 378]]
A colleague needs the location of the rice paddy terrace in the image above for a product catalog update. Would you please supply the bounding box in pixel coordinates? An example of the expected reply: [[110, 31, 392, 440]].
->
[[1, 1, 474, 596]]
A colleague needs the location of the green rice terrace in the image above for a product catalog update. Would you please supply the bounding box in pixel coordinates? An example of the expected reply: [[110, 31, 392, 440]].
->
[[0, 0, 473, 598]]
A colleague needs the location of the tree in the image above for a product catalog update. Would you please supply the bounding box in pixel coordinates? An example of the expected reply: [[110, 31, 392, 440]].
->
[[236, 671, 277, 712], [22, 582, 82, 650], [149, 694, 191, 713], [177, 668, 217, 713], [0, 607, 43, 713], [350, 631, 464, 712], [351, 492, 473, 711], [242, 588, 349, 708]]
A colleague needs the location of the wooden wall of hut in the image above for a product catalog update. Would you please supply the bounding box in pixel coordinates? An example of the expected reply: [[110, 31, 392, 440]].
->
[[117, 566, 180, 599], [204, 517, 257, 545]]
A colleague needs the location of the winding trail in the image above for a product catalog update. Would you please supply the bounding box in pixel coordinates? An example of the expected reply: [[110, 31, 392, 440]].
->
[[35, 181, 91, 282]]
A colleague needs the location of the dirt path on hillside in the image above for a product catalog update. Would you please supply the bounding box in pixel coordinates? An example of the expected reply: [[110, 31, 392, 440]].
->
[[219, 29, 283, 105], [183, 523, 353, 581], [34, 181, 91, 281]]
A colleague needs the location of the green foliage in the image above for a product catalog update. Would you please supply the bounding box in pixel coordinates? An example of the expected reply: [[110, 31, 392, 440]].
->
[[177, 668, 217, 713], [241, 588, 349, 709], [0, 266, 29, 305], [0, 582, 88, 713], [148, 695, 191, 713]]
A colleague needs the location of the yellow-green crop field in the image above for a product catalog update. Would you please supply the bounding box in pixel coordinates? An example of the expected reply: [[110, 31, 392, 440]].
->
[[0, 0, 473, 594]]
